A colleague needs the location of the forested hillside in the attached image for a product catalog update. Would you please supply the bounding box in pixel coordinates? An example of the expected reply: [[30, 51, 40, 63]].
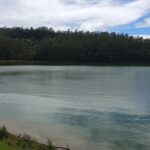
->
[[0, 27, 150, 63]]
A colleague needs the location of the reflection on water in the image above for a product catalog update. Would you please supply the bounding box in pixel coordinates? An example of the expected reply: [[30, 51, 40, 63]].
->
[[0, 66, 150, 150], [54, 108, 150, 149]]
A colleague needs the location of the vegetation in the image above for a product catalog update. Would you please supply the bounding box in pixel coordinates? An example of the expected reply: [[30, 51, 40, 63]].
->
[[0, 125, 8, 139], [0, 27, 150, 63], [0, 125, 55, 150]]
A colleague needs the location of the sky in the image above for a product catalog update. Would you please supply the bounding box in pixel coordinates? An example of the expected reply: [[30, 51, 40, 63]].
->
[[0, 0, 150, 38]]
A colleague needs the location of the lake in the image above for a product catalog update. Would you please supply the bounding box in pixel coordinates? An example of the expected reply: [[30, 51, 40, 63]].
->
[[0, 66, 150, 150]]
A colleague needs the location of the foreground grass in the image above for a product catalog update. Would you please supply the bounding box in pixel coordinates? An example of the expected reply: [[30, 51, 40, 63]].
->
[[0, 126, 55, 150], [0, 142, 21, 150]]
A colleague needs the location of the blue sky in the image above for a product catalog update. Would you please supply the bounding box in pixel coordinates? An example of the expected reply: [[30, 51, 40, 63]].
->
[[109, 11, 150, 38], [0, 0, 150, 38]]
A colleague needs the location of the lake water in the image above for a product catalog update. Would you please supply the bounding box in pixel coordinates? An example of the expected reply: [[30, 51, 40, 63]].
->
[[0, 66, 150, 150]]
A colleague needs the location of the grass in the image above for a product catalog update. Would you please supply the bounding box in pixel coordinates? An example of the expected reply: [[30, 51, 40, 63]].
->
[[0, 126, 55, 150], [0, 142, 22, 150]]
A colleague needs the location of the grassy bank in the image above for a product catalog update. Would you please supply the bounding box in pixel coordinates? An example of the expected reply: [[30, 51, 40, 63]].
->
[[0, 125, 55, 150]]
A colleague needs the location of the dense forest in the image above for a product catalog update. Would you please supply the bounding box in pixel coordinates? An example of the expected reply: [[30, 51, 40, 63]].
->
[[0, 27, 150, 63]]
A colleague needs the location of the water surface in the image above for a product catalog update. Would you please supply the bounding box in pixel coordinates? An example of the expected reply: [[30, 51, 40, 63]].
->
[[0, 66, 150, 150]]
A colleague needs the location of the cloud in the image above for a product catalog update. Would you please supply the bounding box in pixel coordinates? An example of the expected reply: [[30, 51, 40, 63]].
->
[[136, 17, 150, 28], [0, 0, 150, 31], [133, 34, 150, 39]]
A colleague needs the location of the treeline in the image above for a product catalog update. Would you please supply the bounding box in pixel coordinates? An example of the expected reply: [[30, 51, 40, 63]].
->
[[0, 27, 150, 63]]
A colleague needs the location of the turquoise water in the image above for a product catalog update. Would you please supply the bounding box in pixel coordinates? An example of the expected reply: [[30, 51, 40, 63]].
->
[[0, 66, 150, 150]]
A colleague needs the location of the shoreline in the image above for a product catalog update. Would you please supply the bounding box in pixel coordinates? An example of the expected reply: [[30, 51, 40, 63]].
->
[[0, 60, 150, 66], [0, 125, 55, 150], [0, 125, 71, 150]]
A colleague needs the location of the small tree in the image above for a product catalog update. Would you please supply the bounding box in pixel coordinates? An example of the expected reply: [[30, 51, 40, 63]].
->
[[47, 139, 55, 150], [0, 125, 8, 139]]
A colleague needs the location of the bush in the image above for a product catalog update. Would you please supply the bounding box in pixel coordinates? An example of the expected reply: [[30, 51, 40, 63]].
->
[[47, 139, 56, 150], [20, 134, 33, 149], [0, 125, 8, 139]]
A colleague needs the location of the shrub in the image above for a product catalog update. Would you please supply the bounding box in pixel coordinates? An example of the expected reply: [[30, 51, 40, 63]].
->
[[47, 139, 56, 150], [0, 125, 8, 139], [21, 134, 32, 148], [17, 134, 32, 149]]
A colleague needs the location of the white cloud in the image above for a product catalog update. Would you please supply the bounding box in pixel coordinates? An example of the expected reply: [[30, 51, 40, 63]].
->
[[0, 0, 150, 31], [136, 17, 150, 28], [133, 34, 150, 39]]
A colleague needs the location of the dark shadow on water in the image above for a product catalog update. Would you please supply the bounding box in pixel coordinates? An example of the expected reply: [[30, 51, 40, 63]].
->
[[53, 108, 150, 150]]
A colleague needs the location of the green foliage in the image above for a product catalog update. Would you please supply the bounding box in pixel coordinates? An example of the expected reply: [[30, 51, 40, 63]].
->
[[14, 134, 55, 150], [17, 134, 33, 149], [0, 125, 8, 139], [47, 139, 55, 150], [0, 125, 55, 150], [0, 27, 150, 63]]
